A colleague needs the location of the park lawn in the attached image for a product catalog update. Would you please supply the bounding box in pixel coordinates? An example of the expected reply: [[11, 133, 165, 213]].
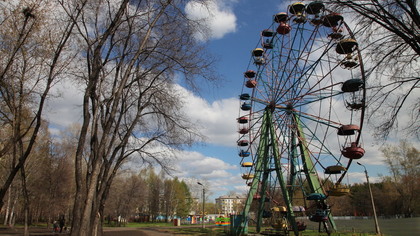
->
[[152, 217, 419, 235], [164, 227, 227, 235], [105, 217, 420, 235], [8, 218, 418, 235], [333, 218, 420, 236], [116, 222, 174, 227], [163, 227, 378, 236], [246, 227, 377, 236]]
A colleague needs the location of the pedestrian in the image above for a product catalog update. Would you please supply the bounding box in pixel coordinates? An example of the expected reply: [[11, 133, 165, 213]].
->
[[53, 221, 59, 232], [59, 215, 65, 233]]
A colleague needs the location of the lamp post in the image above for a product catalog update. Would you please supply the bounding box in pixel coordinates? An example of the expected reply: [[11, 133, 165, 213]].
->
[[357, 162, 381, 235], [197, 182, 205, 229]]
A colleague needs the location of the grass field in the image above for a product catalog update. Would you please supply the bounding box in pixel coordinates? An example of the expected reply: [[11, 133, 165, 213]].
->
[[172, 217, 420, 236], [303, 217, 420, 236], [2, 218, 418, 235], [120, 217, 419, 235]]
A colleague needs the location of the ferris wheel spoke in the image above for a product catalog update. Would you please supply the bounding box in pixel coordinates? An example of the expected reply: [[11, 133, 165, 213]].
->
[[292, 115, 343, 164], [274, 38, 336, 103]]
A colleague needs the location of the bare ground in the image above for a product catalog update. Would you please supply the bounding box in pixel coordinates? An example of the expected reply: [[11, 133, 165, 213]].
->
[[0, 227, 174, 236]]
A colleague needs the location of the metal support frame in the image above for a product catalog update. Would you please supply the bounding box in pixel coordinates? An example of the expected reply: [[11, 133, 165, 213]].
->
[[237, 108, 337, 235], [238, 108, 299, 235], [294, 113, 336, 232]]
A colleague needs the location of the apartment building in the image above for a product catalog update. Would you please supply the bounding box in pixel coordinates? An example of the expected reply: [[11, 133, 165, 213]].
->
[[215, 195, 245, 215]]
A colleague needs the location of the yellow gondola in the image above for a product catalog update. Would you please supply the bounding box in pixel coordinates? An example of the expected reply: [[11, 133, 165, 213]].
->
[[336, 38, 358, 54], [272, 206, 287, 212], [242, 173, 254, 180], [252, 48, 264, 57], [272, 218, 288, 230], [328, 184, 350, 196], [241, 162, 253, 167], [325, 165, 346, 174]]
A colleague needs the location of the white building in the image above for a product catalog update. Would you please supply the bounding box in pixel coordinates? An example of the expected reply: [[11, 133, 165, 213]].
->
[[215, 195, 245, 216]]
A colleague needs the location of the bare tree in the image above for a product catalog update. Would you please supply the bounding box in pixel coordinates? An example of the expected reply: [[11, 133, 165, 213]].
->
[[330, 0, 420, 139], [29, 130, 75, 227], [104, 173, 146, 225], [381, 140, 420, 217], [62, 0, 215, 235], [0, 0, 85, 213]]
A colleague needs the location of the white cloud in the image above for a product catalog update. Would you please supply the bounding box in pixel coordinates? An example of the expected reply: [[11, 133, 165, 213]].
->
[[166, 148, 243, 199], [175, 85, 239, 147], [45, 79, 84, 129], [348, 171, 382, 184], [185, 0, 237, 40], [233, 184, 249, 195], [174, 150, 237, 177], [45, 79, 240, 147]]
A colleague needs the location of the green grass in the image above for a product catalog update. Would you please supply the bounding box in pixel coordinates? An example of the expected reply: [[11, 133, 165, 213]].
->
[[245, 227, 376, 236], [8, 218, 418, 235], [121, 222, 174, 227], [101, 217, 420, 235], [164, 227, 227, 235], [333, 218, 420, 236], [180, 218, 419, 235]]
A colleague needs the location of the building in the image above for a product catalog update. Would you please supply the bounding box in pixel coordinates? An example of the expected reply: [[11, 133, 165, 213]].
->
[[215, 195, 245, 215]]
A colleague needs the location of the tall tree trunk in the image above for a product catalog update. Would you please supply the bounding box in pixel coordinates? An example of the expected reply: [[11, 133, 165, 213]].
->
[[21, 166, 30, 236], [8, 196, 17, 227], [3, 188, 11, 226], [80, 164, 101, 235]]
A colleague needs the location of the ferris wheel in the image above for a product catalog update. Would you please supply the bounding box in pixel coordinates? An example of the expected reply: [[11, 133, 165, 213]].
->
[[236, 1, 366, 235]]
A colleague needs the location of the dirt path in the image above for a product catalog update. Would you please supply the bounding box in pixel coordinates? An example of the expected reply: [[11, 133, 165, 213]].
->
[[0, 227, 175, 236], [104, 227, 175, 236]]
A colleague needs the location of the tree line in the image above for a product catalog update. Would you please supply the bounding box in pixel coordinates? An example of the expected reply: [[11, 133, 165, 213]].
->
[[0, 131, 197, 226]]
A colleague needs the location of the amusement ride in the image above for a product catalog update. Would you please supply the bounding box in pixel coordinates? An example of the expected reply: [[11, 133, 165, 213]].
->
[[236, 1, 367, 235]]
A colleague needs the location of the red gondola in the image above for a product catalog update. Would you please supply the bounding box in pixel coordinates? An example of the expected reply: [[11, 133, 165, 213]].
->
[[277, 22, 292, 35], [245, 80, 257, 88], [342, 142, 365, 159]]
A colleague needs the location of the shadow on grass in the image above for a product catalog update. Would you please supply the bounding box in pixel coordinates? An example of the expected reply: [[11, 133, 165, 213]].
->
[[166, 227, 227, 235]]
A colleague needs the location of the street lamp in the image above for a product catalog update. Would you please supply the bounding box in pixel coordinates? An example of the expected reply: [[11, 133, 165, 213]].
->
[[357, 162, 381, 235], [197, 182, 205, 229]]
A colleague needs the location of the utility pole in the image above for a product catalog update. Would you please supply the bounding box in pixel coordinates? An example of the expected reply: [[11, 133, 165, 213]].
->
[[357, 162, 381, 235], [197, 182, 205, 229]]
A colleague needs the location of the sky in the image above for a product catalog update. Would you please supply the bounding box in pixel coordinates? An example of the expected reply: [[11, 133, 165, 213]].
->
[[44, 0, 419, 202]]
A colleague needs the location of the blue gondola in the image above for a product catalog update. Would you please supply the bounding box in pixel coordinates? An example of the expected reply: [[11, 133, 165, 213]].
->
[[239, 150, 250, 157], [309, 209, 328, 222], [241, 103, 252, 111], [239, 93, 251, 100], [306, 193, 327, 200]]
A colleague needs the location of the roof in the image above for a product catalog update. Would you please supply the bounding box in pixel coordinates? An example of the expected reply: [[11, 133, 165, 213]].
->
[[215, 195, 245, 200]]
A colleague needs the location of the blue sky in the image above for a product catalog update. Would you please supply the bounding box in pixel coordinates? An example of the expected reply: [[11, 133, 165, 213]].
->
[[45, 0, 418, 202]]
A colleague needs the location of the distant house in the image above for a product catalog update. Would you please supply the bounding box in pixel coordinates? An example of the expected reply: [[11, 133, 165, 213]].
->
[[215, 195, 245, 215]]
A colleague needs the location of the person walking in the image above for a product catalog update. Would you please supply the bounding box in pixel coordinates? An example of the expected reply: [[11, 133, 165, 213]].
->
[[59, 215, 65, 233]]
